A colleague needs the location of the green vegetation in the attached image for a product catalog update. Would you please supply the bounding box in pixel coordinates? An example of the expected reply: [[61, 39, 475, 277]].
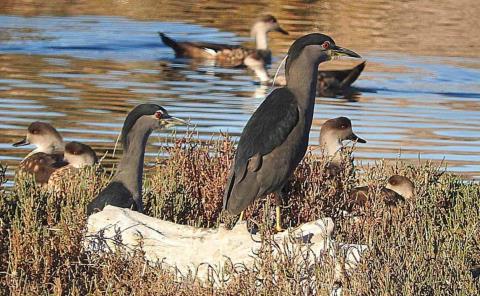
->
[[0, 136, 478, 295]]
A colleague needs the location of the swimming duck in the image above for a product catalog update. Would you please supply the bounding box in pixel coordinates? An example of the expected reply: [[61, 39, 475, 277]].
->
[[87, 104, 186, 215], [47, 141, 98, 192], [255, 57, 366, 94], [159, 15, 288, 66], [346, 175, 415, 212], [13, 121, 66, 185], [318, 117, 366, 176]]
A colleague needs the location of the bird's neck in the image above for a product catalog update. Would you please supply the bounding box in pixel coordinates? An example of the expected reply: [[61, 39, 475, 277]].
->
[[26, 141, 63, 159], [113, 117, 154, 212], [286, 55, 321, 111], [252, 25, 269, 50], [320, 133, 343, 163]]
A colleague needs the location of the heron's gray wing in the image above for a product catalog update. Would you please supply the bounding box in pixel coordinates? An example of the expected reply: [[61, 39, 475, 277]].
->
[[235, 87, 299, 182], [223, 88, 298, 210]]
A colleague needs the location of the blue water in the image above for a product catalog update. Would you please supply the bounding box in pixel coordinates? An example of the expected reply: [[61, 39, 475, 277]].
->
[[0, 15, 479, 179]]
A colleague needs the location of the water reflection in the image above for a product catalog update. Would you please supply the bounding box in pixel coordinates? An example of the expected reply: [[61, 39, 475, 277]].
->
[[0, 1, 479, 180]]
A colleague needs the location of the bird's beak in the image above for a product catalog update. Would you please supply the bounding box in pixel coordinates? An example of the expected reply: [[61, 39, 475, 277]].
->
[[347, 133, 366, 143], [13, 137, 29, 147], [162, 115, 188, 128], [331, 45, 361, 58], [275, 25, 289, 35]]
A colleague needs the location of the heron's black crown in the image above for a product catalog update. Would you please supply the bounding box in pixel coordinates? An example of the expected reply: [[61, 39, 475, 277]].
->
[[285, 33, 335, 74], [121, 104, 167, 149]]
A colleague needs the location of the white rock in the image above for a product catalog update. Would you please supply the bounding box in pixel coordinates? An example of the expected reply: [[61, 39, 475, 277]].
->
[[85, 205, 366, 287]]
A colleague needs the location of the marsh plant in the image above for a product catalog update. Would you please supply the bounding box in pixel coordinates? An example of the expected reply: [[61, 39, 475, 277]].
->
[[0, 135, 478, 295]]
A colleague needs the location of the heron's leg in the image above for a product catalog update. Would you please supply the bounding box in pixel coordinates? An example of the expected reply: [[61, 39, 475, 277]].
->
[[274, 192, 285, 232], [239, 211, 244, 221]]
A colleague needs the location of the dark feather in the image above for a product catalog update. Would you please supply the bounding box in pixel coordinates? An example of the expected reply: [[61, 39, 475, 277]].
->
[[285, 33, 335, 77], [86, 181, 136, 215], [19, 152, 67, 184], [223, 87, 299, 210], [318, 61, 366, 89], [159, 32, 242, 55], [121, 104, 163, 149], [346, 186, 405, 212]]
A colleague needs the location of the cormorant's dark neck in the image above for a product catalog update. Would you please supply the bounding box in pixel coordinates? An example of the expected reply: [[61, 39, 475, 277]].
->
[[113, 117, 154, 212]]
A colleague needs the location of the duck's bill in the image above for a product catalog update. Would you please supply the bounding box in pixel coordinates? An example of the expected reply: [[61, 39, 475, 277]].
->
[[13, 138, 29, 147], [331, 45, 361, 58], [275, 26, 289, 35], [163, 116, 188, 127], [348, 133, 367, 143]]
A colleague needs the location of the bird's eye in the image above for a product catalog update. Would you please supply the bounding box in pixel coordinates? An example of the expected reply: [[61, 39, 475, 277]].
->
[[32, 129, 39, 134], [341, 125, 346, 129], [155, 111, 164, 119], [322, 41, 331, 50]]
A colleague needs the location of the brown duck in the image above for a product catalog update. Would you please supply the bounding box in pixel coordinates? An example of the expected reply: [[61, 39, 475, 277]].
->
[[159, 15, 288, 66], [318, 117, 366, 176], [346, 175, 415, 212], [13, 122, 97, 186], [13, 122, 66, 184], [47, 141, 98, 192]]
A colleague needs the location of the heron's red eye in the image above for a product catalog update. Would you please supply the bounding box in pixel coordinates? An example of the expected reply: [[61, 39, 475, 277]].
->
[[322, 41, 330, 49], [155, 111, 164, 119]]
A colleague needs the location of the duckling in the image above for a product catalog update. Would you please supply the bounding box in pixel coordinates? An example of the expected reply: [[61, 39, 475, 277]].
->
[[318, 117, 366, 176], [47, 141, 98, 192], [13, 122, 66, 185], [346, 175, 415, 212], [159, 15, 288, 66]]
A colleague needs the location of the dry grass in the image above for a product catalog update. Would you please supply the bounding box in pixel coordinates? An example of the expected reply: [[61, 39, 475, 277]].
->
[[0, 135, 478, 295]]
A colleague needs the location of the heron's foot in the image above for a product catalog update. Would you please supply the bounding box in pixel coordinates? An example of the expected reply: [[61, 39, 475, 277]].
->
[[275, 221, 286, 233]]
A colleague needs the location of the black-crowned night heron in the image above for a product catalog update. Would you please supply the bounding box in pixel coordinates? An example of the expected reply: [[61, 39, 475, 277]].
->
[[223, 33, 361, 231], [86, 104, 186, 215], [159, 15, 288, 66]]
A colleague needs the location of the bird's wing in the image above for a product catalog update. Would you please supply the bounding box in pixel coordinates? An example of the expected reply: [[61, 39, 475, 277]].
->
[[223, 88, 298, 210], [234, 87, 299, 183], [87, 181, 136, 215], [382, 188, 405, 206], [188, 41, 244, 53], [318, 61, 366, 88]]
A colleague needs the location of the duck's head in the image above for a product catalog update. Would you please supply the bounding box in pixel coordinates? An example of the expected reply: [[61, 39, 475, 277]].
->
[[386, 175, 415, 200], [64, 141, 98, 169], [251, 14, 289, 37], [13, 121, 63, 154], [320, 117, 366, 144]]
